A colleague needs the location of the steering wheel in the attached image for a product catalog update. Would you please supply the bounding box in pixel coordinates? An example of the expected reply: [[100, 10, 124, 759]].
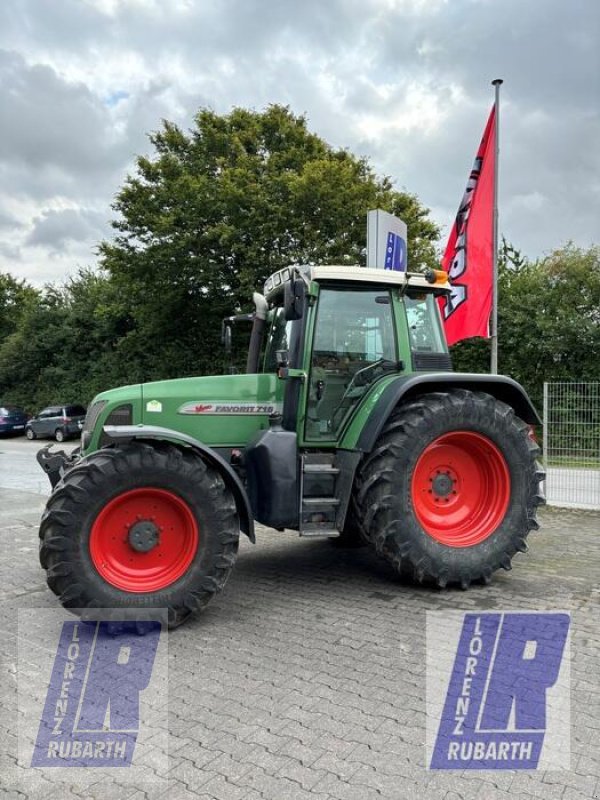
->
[[346, 358, 387, 392], [331, 359, 387, 430]]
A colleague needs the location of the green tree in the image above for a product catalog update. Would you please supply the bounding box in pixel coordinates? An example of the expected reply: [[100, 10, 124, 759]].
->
[[0, 270, 133, 410], [450, 243, 600, 408], [100, 104, 440, 380], [0, 272, 38, 342], [0, 287, 70, 410], [499, 243, 600, 407]]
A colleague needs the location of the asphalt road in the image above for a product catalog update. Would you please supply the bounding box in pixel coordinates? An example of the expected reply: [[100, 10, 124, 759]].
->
[[0, 436, 78, 496], [0, 436, 599, 800]]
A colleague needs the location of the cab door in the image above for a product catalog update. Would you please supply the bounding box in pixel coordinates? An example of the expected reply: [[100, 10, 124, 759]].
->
[[303, 285, 399, 443]]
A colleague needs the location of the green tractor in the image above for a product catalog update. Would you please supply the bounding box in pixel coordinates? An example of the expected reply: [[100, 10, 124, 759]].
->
[[37, 265, 544, 627]]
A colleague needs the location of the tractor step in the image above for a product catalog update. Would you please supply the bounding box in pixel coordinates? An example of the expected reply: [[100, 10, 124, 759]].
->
[[302, 496, 340, 507], [302, 464, 340, 475], [298, 526, 340, 538], [299, 454, 343, 538]]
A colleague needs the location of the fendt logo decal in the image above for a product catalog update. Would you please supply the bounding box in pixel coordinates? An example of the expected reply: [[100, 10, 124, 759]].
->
[[178, 401, 283, 416]]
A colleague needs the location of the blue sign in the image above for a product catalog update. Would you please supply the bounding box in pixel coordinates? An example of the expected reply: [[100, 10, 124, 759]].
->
[[384, 231, 407, 272], [32, 620, 161, 767], [367, 210, 407, 270], [430, 612, 570, 769]]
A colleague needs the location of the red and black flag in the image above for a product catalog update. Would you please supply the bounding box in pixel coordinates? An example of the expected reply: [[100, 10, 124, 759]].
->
[[440, 106, 496, 346]]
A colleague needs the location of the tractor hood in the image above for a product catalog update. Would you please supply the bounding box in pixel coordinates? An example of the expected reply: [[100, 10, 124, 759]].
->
[[135, 372, 283, 448]]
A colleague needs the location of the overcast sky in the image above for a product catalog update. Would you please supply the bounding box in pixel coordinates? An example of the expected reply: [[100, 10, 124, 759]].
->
[[0, 0, 598, 286]]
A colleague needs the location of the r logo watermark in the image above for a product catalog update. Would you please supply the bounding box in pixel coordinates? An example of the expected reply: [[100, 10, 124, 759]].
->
[[32, 619, 160, 766], [427, 611, 570, 770], [18, 609, 168, 791]]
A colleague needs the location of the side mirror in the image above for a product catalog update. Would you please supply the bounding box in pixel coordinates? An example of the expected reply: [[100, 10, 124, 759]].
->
[[284, 276, 305, 321]]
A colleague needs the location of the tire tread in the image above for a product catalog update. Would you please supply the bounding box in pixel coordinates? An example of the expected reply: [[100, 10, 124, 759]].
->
[[353, 390, 544, 588]]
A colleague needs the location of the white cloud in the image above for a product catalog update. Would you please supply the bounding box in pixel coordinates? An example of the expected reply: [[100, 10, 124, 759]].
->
[[355, 80, 457, 140], [0, 0, 598, 285]]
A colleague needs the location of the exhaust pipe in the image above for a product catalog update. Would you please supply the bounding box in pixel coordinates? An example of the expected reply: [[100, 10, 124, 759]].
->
[[246, 292, 268, 374]]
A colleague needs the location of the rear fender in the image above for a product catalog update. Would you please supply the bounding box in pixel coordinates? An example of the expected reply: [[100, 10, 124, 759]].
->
[[354, 373, 541, 453], [103, 425, 255, 542]]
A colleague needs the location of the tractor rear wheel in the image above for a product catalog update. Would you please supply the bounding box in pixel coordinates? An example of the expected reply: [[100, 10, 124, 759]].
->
[[354, 390, 544, 588], [39, 441, 239, 628]]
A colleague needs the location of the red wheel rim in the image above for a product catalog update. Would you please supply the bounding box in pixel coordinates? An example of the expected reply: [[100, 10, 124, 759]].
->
[[89, 488, 199, 592], [411, 431, 510, 547]]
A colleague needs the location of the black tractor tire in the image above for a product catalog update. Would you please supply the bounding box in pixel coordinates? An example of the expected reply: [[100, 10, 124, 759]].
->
[[39, 441, 240, 628], [354, 390, 544, 588], [26, 427, 36, 440]]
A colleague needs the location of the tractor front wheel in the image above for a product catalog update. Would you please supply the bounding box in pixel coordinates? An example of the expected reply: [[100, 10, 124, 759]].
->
[[355, 390, 544, 588], [39, 441, 239, 628]]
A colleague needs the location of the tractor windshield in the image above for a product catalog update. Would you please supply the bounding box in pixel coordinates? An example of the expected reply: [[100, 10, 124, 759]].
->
[[263, 307, 293, 372]]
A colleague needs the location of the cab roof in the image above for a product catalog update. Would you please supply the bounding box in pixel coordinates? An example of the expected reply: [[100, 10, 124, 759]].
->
[[263, 264, 451, 302]]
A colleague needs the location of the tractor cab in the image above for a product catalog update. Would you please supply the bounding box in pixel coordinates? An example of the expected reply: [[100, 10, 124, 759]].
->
[[239, 266, 456, 534], [253, 265, 452, 444]]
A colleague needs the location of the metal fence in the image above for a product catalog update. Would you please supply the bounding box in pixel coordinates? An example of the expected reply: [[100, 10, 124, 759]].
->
[[543, 381, 600, 510]]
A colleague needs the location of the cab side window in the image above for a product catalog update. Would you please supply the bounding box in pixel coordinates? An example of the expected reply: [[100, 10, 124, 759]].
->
[[405, 294, 447, 353]]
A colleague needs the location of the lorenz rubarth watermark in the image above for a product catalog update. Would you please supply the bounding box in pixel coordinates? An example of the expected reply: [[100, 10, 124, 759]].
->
[[427, 611, 571, 770], [17, 609, 168, 793]]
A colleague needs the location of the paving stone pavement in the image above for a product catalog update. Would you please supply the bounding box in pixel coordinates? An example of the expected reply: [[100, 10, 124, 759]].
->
[[0, 480, 598, 800]]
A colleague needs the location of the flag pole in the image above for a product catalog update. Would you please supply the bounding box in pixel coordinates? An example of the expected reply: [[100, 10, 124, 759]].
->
[[490, 78, 503, 374]]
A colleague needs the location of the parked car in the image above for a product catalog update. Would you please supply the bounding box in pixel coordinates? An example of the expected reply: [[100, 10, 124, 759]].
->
[[25, 405, 87, 442], [0, 405, 29, 436]]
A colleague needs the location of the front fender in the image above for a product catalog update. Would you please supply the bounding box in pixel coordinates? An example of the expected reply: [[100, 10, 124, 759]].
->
[[103, 424, 255, 542], [348, 373, 541, 453]]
